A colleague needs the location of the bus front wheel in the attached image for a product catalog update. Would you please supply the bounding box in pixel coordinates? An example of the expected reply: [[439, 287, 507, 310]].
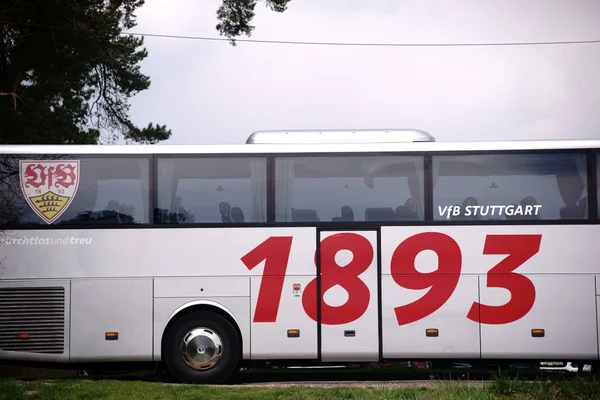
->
[[163, 310, 241, 384]]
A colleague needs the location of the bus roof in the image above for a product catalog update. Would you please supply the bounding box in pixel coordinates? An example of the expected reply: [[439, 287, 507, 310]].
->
[[0, 129, 599, 155], [245, 129, 436, 144]]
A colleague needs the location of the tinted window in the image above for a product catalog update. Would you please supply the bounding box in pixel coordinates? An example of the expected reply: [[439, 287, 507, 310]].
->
[[274, 156, 424, 222], [432, 152, 588, 221], [0, 155, 150, 227], [155, 157, 267, 224]]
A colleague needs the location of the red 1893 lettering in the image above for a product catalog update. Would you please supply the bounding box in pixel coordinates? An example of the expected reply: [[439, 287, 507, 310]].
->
[[303, 233, 373, 325], [466, 234, 541, 324], [241, 236, 293, 323], [242, 232, 541, 326], [391, 232, 462, 325]]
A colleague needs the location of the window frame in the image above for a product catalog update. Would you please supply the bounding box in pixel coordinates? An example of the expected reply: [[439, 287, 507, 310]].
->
[[426, 148, 598, 226], [2, 147, 598, 230], [271, 152, 428, 225], [0, 153, 152, 230], [152, 153, 271, 226]]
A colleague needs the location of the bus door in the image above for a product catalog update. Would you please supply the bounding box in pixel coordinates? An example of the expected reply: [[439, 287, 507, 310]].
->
[[317, 229, 380, 362]]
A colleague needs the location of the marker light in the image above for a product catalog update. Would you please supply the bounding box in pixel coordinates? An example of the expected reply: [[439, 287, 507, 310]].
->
[[531, 329, 545, 338]]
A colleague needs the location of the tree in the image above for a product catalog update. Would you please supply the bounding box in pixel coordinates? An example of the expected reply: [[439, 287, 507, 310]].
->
[[216, 0, 292, 45], [0, 0, 292, 145], [0, 2, 298, 379]]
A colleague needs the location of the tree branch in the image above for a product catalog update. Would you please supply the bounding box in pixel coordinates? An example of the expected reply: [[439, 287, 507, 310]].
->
[[76, 0, 126, 31], [0, 91, 23, 109]]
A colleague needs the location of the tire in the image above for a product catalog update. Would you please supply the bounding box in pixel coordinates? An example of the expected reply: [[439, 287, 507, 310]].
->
[[162, 311, 241, 384]]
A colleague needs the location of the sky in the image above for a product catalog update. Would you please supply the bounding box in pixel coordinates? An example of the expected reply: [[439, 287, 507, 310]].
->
[[126, 0, 600, 145]]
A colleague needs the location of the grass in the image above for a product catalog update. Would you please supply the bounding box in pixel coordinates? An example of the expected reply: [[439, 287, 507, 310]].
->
[[0, 373, 598, 400], [0, 379, 489, 400], [488, 374, 600, 400]]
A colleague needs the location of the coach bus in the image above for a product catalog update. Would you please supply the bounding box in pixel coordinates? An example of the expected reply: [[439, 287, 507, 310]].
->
[[0, 129, 599, 383]]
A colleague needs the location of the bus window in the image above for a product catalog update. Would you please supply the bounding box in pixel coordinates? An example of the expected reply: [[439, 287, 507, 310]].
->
[[432, 152, 588, 221], [155, 156, 267, 224], [274, 155, 424, 222], [0, 154, 150, 227]]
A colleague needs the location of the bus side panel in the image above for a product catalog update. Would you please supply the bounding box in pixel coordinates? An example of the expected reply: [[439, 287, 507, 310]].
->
[[0, 279, 71, 363], [153, 296, 250, 361], [248, 228, 318, 360], [249, 275, 317, 359], [153, 277, 249, 298], [380, 226, 480, 359], [70, 278, 153, 362], [0, 228, 317, 280], [381, 275, 480, 359], [480, 275, 597, 359]]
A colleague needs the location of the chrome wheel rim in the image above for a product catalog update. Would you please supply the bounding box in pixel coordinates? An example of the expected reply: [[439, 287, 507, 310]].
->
[[180, 327, 223, 370]]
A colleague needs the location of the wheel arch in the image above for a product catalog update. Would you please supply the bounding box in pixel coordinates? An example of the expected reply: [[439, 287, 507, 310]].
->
[[160, 300, 244, 361]]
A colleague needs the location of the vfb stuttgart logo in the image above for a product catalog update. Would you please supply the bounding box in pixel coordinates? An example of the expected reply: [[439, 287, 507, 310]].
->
[[19, 160, 80, 224]]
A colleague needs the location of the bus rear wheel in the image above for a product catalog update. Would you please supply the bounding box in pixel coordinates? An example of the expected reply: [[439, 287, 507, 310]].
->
[[163, 311, 241, 384]]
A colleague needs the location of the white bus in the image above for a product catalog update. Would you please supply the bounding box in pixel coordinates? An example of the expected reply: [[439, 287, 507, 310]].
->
[[0, 129, 599, 383]]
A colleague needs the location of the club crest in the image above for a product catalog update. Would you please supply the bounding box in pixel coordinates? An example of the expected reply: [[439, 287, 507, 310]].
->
[[19, 160, 80, 224]]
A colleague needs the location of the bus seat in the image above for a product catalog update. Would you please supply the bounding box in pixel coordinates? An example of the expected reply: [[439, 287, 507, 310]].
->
[[332, 205, 354, 221], [292, 208, 318, 222], [219, 201, 233, 223], [560, 204, 584, 219], [365, 207, 397, 221], [231, 207, 244, 223], [395, 205, 418, 221]]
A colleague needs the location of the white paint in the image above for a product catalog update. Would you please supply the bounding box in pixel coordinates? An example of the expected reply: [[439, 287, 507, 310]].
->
[[334, 249, 354, 268], [414, 250, 439, 274], [323, 285, 349, 307], [154, 277, 250, 298], [479, 275, 597, 359], [70, 278, 153, 362], [2, 225, 600, 363], [381, 275, 480, 359], [250, 275, 317, 359]]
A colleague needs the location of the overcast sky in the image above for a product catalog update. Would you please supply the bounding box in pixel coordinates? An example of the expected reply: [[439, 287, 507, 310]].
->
[[127, 0, 600, 145]]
